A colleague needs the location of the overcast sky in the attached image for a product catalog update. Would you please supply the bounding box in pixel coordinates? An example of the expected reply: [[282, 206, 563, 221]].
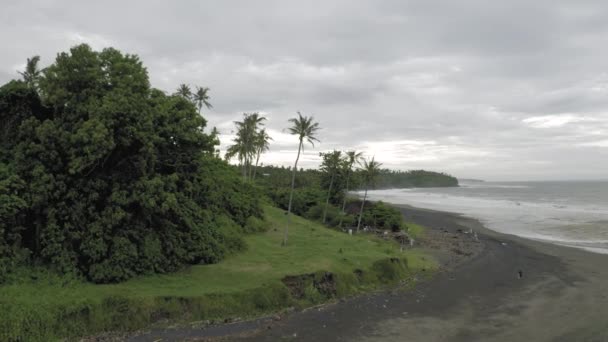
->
[[2, 0, 608, 181]]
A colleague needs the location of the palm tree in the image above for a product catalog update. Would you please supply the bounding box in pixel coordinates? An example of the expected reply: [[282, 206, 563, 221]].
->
[[175, 83, 192, 100], [244, 113, 267, 179], [225, 113, 266, 180], [356, 157, 382, 232], [338, 150, 363, 228], [193, 86, 212, 114], [320, 150, 343, 224], [252, 128, 272, 180], [225, 136, 246, 176], [284, 112, 320, 245], [18, 55, 41, 90], [210, 126, 221, 157]]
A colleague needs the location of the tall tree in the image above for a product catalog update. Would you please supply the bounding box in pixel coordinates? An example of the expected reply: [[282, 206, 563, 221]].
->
[[252, 128, 272, 180], [338, 150, 363, 227], [175, 83, 192, 100], [18, 55, 42, 90], [244, 113, 266, 179], [0, 44, 263, 283], [210, 127, 221, 157], [356, 157, 382, 232], [284, 112, 320, 245], [225, 112, 266, 180], [193, 86, 212, 114], [320, 150, 343, 224]]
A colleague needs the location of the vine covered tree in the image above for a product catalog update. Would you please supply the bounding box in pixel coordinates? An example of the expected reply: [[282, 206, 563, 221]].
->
[[284, 112, 320, 245], [0, 45, 261, 283]]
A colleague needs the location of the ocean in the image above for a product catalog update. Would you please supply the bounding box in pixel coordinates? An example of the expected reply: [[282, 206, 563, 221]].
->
[[361, 180, 608, 254]]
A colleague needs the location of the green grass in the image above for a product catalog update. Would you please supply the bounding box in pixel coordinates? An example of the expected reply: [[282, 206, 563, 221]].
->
[[406, 221, 426, 239], [0, 206, 437, 341]]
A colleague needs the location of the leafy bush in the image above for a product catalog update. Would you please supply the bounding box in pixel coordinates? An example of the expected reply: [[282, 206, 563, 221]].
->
[[244, 216, 268, 233], [360, 201, 405, 232], [267, 186, 324, 216], [305, 203, 354, 228]]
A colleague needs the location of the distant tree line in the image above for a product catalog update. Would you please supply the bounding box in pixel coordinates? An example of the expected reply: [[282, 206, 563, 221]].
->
[[249, 162, 458, 234], [372, 169, 459, 189]]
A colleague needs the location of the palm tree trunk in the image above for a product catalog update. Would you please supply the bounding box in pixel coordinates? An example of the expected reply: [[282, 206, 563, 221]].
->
[[284, 139, 303, 245], [241, 158, 247, 180], [248, 156, 254, 180], [356, 183, 368, 232], [322, 172, 335, 224], [338, 171, 350, 228], [253, 151, 261, 180]]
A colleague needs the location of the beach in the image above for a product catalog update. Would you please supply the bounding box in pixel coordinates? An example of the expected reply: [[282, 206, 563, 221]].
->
[[125, 204, 608, 341], [224, 205, 608, 341]]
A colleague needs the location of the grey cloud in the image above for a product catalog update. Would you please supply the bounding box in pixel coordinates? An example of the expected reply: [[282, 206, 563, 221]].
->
[[2, 0, 608, 180]]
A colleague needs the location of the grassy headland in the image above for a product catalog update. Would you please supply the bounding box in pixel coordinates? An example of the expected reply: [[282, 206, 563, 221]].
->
[[0, 206, 436, 341], [1, 44, 450, 342]]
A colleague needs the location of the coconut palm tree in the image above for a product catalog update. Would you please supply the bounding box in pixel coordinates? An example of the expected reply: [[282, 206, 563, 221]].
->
[[193, 86, 212, 114], [356, 157, 382, 232], [175, 83, 192, 100], [19, 55, 41, 90], [244, 113, 267, 179], [284, 112, 320, 245], [225, 113, 266, 180], [252, 128, 272, 180], [210, 126, 221, 157], [320, 150, 343, 224], [338, 150, 363, 228]]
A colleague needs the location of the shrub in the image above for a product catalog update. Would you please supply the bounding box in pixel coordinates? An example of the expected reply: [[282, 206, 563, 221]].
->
[[361, 201, 405, 232], [244, 216, 268, 233], [305, 203, 354, 228]]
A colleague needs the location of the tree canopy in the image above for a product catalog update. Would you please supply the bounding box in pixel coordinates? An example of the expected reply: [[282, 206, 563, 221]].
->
[[0, 44, 261, 283]]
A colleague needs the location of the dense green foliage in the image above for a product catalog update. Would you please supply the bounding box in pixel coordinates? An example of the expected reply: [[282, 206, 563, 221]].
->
[[253, 165, 331, 218], [253, 166, 458, 221], [0, 206, 435, 341], [371, 169, 459, 188], [252, 165, 406, 231], [360, 201, 406, 232], [0, 45, 261, 283]]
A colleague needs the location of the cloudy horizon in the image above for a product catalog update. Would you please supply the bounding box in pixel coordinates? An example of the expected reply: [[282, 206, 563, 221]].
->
[[2, 0, 608, 181]]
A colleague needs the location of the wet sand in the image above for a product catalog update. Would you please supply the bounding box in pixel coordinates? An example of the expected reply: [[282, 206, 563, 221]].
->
[[131, 205, 608, 341]]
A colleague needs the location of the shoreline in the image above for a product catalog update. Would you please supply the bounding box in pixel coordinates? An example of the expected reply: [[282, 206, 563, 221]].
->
[[127, 203, 608, 341], [226, 204, 608, 341]]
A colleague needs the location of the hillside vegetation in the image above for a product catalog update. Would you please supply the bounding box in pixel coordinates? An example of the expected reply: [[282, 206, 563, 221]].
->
[[0, 206, 436, 341], [0, 44, 447, 341]]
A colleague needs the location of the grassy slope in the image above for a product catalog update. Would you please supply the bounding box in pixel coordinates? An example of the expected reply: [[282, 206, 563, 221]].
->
[[0, 206, 437, 340]]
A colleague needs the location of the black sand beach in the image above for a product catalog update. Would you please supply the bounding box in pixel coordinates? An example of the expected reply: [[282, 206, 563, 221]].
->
[[130, 205, 608, 341]]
